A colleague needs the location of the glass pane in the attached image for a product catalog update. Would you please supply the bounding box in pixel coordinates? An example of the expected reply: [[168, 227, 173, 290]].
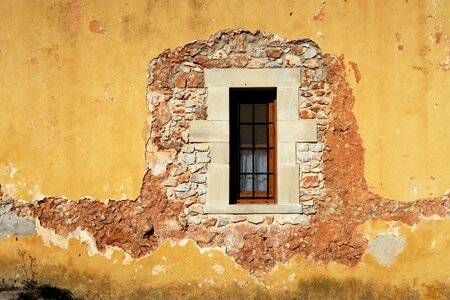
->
[[240, 175, 253, 192], [240, 150, 253, 173], [254, 150, 267, 173], [254, 175, 268, 192], [240, 125, 252, 146], [255, 103, 267, 122], [240, 103, 252, 122], [255, 125, 267, 146]]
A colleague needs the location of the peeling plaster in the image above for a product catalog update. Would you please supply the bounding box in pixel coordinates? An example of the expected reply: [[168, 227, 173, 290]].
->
[[368, 233, 405, 267]]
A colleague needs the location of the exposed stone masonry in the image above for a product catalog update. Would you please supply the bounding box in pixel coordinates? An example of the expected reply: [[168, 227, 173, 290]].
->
[[4, 29, 449, 276]]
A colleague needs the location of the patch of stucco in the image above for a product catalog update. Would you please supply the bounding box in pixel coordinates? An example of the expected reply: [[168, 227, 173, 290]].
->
[[368, 233, 405, 267]]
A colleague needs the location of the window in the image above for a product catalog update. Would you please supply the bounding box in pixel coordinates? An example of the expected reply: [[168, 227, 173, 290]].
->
[[190, 68, 316, 214], [230, 88, 277, 204]]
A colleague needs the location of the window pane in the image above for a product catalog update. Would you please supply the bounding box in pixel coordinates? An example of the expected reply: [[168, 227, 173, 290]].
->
[[240, 103, 252, 122], [254, 150, 267, 173], [240, 150, 253, 173], [255, 125, 267, 146], [240, 175, 253, 192], [255, 103, 267, 122], [254, 175, 268, 192], [240, 125, 253, 146]]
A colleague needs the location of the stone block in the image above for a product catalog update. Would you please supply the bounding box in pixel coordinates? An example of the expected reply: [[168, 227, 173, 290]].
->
[[205, 68, 300, 87], [206, 164, 229, 204], [207, 87, 229, 121], [278, 120, 317, 143], [277, 87, 299, 121], [210, 143, 229, 164], [277, 164, 300, 205], [278, 143, 296, 165], [190, 120, 229, 143]]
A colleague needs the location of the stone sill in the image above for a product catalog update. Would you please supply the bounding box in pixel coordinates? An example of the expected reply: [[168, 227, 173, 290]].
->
[[204, 204, 303, 214]]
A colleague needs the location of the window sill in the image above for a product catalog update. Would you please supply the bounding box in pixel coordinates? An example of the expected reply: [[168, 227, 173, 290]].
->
[[204, 204, 303, 214]]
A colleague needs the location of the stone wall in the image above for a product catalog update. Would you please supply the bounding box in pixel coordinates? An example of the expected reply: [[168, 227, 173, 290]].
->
[[4, 30, 449, 277]]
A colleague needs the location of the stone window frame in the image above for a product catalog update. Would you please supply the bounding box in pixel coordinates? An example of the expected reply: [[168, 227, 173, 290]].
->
[[190, 68, 318, 214]]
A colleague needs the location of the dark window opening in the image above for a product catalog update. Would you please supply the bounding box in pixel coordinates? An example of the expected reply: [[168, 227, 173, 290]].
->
[[230, 88, 277, 204]]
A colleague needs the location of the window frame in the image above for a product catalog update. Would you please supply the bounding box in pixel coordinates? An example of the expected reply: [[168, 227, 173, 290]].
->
[[189, 68, 318, 214], [229, 88, 277, 204]]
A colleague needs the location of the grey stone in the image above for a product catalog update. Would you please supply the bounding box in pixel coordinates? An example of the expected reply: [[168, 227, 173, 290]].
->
[[181, 153, 196, 164], [175, 183, 191, 192], [274, 214, 308, 225], [299, 153, 313, 163], [303, 47, 317, 59], [368, 233, 405, 267], [176, 190, 196, 199], [197, 184, 207, 195], [187, 215, 203, 225], [217, 218, 229, 227], [310, 143, 325, 152], [247, 215, 265, 225], [185, 100, 196, 108], [298, 143, 309, 152], [265, 61, 281, 68], [191, 173, 207, 183], [196, 152, 210, 163]]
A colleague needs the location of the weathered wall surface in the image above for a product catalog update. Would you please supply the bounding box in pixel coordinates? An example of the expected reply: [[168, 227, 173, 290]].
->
[[0, 1, 449, 299]]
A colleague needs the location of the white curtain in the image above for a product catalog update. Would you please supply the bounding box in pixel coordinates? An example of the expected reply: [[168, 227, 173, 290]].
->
[[240, 150, 267, 192]]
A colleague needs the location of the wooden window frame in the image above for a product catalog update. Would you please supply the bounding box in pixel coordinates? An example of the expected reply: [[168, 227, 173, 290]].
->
[[229, 88, 277, 205]]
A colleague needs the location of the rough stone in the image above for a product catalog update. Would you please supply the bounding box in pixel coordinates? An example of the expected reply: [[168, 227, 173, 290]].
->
[[176, 190, 196, 199], [299, 153, 313, 163], [303, 47, 317, 59], [191, 173, 206, 183], [310, 143, 325, 152], [175, 183, 191, 192], [301, 174, 320, 188], [196, 152, 210, 163], [274, 214, 308, 225], [181, 153, 196, 164], [187, 203, 203, 215], [284, 54, 302, 67], [247, 215, 265, 225], [217, 218, 229, 227], [303, 59, 319, 69]]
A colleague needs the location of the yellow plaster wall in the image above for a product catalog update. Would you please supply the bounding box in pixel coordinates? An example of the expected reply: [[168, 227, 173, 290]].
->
[[0, 0, 448, 201], [0, 219, 449, 298]]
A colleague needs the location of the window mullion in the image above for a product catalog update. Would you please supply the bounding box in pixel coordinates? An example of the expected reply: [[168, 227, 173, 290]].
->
[[252, 102, 255, 199]]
